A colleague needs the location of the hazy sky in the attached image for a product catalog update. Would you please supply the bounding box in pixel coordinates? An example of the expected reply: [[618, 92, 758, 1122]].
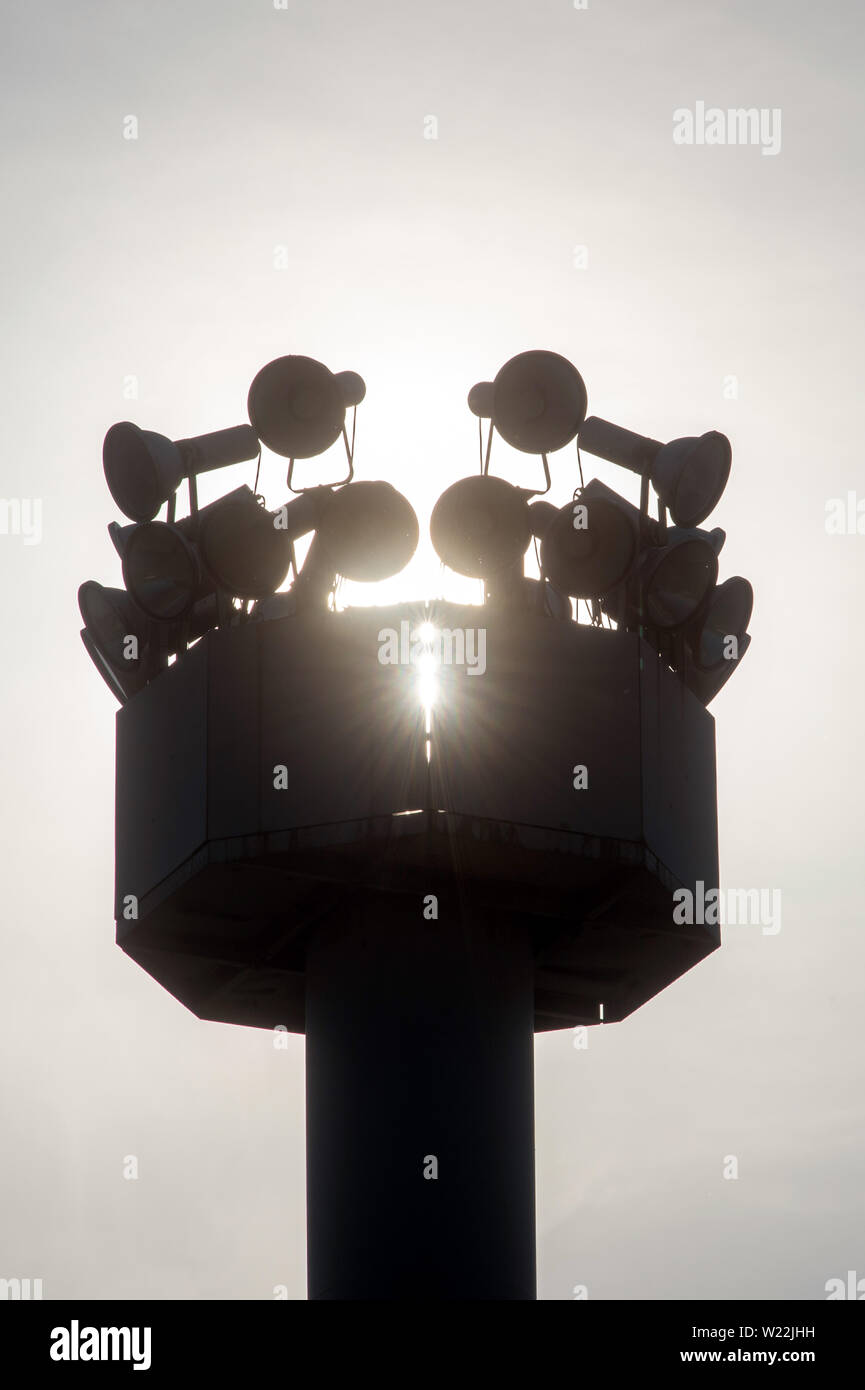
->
[[1, 0, 863, 1299]]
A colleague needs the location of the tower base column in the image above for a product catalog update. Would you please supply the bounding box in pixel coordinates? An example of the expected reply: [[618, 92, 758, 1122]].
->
[[305, 897, 537, 1300]]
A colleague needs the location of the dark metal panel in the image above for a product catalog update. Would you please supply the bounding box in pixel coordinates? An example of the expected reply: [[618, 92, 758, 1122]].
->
[[115, 641, 208, 914], [639, 642, 719, 899], [258, 607, 427, 832], [206, 622, 261, 840], [431, 617, 643, 840]]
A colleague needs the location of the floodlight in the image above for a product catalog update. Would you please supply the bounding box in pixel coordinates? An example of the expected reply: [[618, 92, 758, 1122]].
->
[[122, 485, 298, 620], [429, 475, 532, 578], [197, 486, 294, 597], [687, 576, 753, 672], [577, 416, 731, 527], [632, 533, 719, 630], [529, 488, 638, 599], [79, 583, 223, 699], [122, 518, 209, 622], [491, 350, 588, 454], [263, 482, 418, 610], [314, 480, 419, 582], [467, 382, 495, 418], [556, 479, 721, 630], [103, 421, 260, 523], [247, 355, 347, 458], [78, 581, 151, 675], [651, 434, 731, 529]]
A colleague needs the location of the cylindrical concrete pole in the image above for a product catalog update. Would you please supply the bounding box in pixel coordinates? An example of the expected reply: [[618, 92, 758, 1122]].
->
[[305, 895, 537, 1300]]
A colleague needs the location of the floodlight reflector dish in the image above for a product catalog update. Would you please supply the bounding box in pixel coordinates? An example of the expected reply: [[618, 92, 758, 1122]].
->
[[691, 576, 753, 671], [429, 475, 531, 578], [78, 581, 148, 673], [492, 350, 587, 454], [318, 481, 419, 582], [533, 494, 638, 598], [641, 537, 718, 630], [122, 521, 204, 622], [652, 431, 731, 528], [247, 355, 345, 458], [103, 422, 185, 523]]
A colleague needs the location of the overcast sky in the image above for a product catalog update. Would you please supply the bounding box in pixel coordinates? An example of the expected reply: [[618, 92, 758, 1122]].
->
[[1, 0, 863, 1300]]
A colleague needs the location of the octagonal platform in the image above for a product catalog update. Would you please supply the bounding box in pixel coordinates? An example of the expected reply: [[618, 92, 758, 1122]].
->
[[114, 601, 719, 1032]]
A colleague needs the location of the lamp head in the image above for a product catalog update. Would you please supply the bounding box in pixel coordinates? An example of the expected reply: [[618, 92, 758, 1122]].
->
[[651, 431, 731, 527], [317, 480, 419, 582], [533, 492, 639, 599], [78, 581, 149, 673], [121, 521, 206, 622], [197, 486, 292, 598], [492, 350, 588, 454], [103, 422, 185, 523], [247, 355, 345, 458], [638, 534, 719, 629], [688, 576, 753, 671], [430, 475, 532, 578]]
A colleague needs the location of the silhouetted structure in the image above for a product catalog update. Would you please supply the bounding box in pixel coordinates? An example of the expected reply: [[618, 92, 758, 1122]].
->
[[114, 603, 718, 1299], [82, 348, 748, 1299]]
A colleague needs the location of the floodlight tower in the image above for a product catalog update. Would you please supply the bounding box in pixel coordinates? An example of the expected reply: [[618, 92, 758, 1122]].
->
[[81, 352, 751, 1301]]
